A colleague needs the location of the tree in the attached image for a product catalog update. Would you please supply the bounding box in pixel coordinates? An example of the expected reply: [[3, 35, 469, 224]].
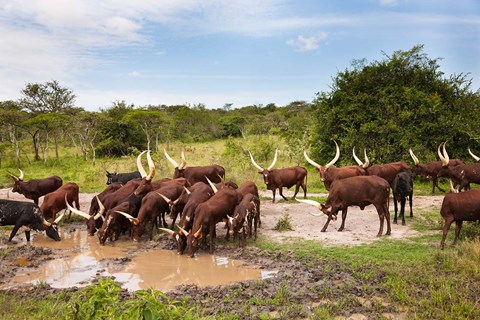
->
[[124, 109, 166, 151], [19, 80, 76, 114], [311, 45, 480, 164]]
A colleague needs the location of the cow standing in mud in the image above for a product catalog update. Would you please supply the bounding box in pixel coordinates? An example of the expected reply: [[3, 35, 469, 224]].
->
[[249, 149, 307, 203], [0, 199, 63, 242], [297, 175, 391, 237]]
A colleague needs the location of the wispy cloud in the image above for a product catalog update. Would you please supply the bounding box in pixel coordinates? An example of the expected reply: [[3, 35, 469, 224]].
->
[[287, 32, 328, 52]]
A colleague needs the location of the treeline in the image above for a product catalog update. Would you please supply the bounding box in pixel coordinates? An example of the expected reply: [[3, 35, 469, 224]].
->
[[1, 45, 479, 167]]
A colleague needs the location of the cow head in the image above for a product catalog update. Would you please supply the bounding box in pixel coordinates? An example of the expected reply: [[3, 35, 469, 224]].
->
[[295, 198, 337, 220], [408, 148, 424, 178], [248, 149, 278, 185], [164, 148, 187, 178], [133, 151, 156, 196], [160, 226, 188, 254], [67, 195, 104, 236], [105, 171, 117, 185], [9, 169, 25, 193], [39, 208, 64, 241], [304, 141, 340, 184], [186, 227, 203, 258]]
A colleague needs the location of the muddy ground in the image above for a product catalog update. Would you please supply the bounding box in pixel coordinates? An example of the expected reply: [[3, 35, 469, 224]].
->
[[0, 188, 444, 319]]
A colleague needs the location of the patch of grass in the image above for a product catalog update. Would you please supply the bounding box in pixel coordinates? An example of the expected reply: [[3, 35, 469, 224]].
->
[[273, 212, 293, 231]]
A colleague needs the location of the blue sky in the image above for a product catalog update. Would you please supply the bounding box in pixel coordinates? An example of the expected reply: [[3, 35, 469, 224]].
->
[[0, 0, 478, 111]]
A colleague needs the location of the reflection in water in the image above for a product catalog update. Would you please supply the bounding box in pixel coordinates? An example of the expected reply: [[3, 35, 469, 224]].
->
[[7, 229, 273, 292]]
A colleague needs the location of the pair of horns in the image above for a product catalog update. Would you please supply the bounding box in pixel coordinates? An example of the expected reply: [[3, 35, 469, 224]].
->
[[248, 149, 278, 171], [304, 141, 340, 170], [164, 148, 187, 169], [8, 169, 24, 181]]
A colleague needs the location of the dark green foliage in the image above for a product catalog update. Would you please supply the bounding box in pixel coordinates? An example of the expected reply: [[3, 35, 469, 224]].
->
[[311, 45, 480, 165]]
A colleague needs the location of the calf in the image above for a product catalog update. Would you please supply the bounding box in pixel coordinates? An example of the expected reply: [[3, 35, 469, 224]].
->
[[297, 175, 391, 236], [227, 193, 261, 246], [391, 172, 413, 225], [0, 199, 63, 241], [439, 185, 480, 249], [40, 182, 80, 221]]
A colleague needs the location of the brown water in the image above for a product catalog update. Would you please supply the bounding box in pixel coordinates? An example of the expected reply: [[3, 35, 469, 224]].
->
[[8, 229, 275, 292]]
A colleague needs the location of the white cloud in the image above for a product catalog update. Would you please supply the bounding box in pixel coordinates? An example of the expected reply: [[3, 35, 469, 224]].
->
[[128, 71, 141, 77], [287, 32, 328, 52], [379, 0, 398, 7]]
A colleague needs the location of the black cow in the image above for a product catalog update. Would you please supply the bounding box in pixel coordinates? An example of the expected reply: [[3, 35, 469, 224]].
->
[[105, 150, 148, 184], [0, 199, 62, 241], [391, 171, 413, 225]]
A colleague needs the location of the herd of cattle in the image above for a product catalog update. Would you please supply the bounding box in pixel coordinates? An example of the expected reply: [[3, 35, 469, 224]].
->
[[1, 142, 480, 254]]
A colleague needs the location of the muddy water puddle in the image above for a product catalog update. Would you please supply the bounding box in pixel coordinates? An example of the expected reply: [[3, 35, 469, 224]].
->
[[5, 229, 272, 292]]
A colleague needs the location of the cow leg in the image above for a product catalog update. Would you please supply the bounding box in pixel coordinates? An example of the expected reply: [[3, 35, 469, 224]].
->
[[8, 223, 24, 242], [453, 220, 463, 246], [393, 197, 399, 224], [279, 188, 288, 201], [440, 217, 454, 249], [384, 203, 391, 236], [209, 225, 216, 253], [400, 196, 406, 225], [321, 215, 333, 232], [338, 208, 347, 232], [408, 192, 413, 218], [292, 184, 300, 199], [271, 189, 276, 203], [432, 177, 445, 193]]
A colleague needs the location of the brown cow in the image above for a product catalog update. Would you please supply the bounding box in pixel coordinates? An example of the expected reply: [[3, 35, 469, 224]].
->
[[40, 182, 80, 221], [8, 169, 62, 205], [186, 187, 242, 257], [249, 149, 307, 203], [438, 143, 480, 191], [439, 182, 480, 249], [164, 148, 225, 185], [409, 148, 464, 193], [304, 141, 366, 191], [297, 175, 391, 237], [227, 193, 261, 246]]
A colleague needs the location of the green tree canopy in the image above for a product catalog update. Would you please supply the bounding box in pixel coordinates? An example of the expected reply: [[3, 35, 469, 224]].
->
[[311, 45, 480, 165]]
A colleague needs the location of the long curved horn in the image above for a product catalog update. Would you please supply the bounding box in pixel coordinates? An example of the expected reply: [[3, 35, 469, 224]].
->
[[194, 228, 202, 239], [352, 147, 363, 166], [267, 149, 278, 170], [176, 224, 189, 237], [66, 195, 90, 220], [442, 142, 450, 163], [159, 227, 175, 237], [183, 186, 191, 195], [438, 143, 448, 166], [94, 196, 105, 220], [325, 141, 340, 169], [449, 180, 458, 193], [248, 151, 264, 171], [164, 148, 179, 168], [54, 213, 65, 224], [408, 148, 420, 166], [179, 148, 187, 169], [137, 150, 148, 178], [157, 192, 173, 205], [468, 147, 480, 162], [206, 176, 218, 194], [295, 198, 321, 208], [18, 169, 24, 181], [8, 172, 19, 181], [42, 219, 51, 227], [145, 150, 156, 181], [304, 150, 321, 169], [116, 211, 139, 225], [362, 149, 369, 168]]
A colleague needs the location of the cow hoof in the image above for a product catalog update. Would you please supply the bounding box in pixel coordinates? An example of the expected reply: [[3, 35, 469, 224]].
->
[[393, 220, 397, 224], [402, 221, 406, 226]]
